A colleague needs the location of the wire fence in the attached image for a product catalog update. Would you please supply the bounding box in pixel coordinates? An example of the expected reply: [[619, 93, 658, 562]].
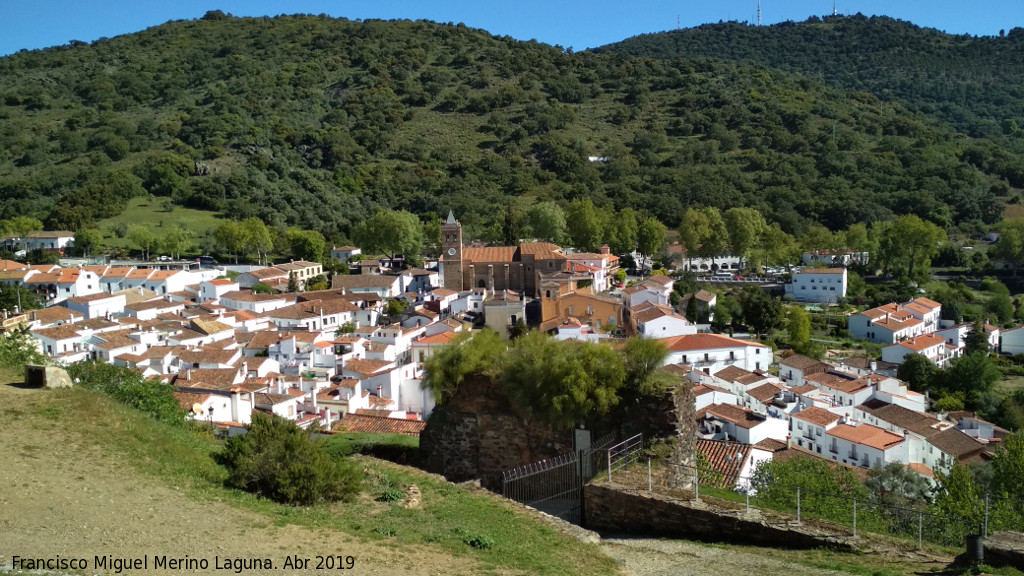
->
[[603, 442, 981, 549]]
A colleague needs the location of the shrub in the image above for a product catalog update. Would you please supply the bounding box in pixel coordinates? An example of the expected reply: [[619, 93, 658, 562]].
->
[[66, 361, 184, 423], [458, 528, 495, 550], [0, 327, 48, 368], [215, 413, 363, 505]]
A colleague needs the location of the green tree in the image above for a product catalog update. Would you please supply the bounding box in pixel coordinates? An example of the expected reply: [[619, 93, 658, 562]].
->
[[501, 332, 625, 429], [507, 318, 529, 340], [335, 321, 357, 336], [896, 353, 938, 392], [621, 336, 672, 396], [4, 216, 43, 253], [288, 229, 327, 263], [565, 198, 606, 251], [800, 224, 836, 253], [214, 413, 363, 505], [995, 217, 1024, 275], [738, 286, 782, 337], [354, 210, 424, 264], [986, 293, 1014, 323], [0, 327, 48, 368], [636, 217, 667, 269], [72, 228, 104, 258], [865, 461, 931, 507], [66, 361, 183, 423], [679, 207, 729, 268], [933, 463, 984, 525], [990, 432, 1024, 500], [724, 207, 766, 265], [422, 330, 504, 404], [213, 220, 248, 263], [786, 307, 811, 351], [607, 207, 638, 255], [935, 352, 1001, 396], [242, 218, 274, 265], [128, 225, 158, 260], [160, 225, 193, 260], [873, 216, 944, 280], [287, 271, 298, 293], [964, 320, 991, 355]]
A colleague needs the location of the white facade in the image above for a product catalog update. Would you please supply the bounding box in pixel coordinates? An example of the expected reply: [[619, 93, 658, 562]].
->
[[64, 293, 126, 319], [785, 268, 847, 303], [881, 334, 956, 367], [663, 334, 774, 373]]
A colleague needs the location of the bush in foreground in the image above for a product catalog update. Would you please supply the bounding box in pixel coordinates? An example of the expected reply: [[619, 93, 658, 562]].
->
[[215, 413, 363, 505]]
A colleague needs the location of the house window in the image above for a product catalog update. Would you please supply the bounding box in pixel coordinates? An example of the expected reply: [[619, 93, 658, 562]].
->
[[586, 306, 593, 315], [704, 353, 709, 361], [682, 355, 687, 363], [568, 306, 574, 315]]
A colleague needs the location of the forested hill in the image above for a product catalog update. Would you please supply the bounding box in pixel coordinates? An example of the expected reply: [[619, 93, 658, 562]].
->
[[596, 14, 1024, 141], [0, 13, 1019, 243]]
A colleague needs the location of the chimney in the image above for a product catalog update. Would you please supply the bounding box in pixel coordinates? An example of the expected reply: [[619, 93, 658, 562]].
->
[[377, 385, 382, 397], [242, 361, 249, 377], [311, 387, 317, 410], [324, 409, 331, 428], [230, 390, 239, 422], [600, 244, 610, 255], [186, 369, 191, 381]]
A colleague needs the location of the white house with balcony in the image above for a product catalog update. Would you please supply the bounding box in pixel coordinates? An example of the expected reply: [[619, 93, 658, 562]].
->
[[790, 406, 842, 454], [785, 268, 847, 303], [824, 420, 908, 469], [661, 333, 773, 373], [632, 302, 696, 338], [881, 334, 957, 367]]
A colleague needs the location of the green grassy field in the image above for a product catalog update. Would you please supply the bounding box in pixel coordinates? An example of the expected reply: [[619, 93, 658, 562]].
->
[[94, 196, 224, 252], [6, 373, 619, 576]]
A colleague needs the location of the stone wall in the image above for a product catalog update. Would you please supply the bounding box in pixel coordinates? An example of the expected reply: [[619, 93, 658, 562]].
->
[[419, 375, 571, 491], [420, 373, 697, 493], [584, 483, 855, 550]]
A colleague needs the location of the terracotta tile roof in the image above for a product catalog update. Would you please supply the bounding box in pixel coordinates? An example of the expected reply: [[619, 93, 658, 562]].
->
[[752, 438, 788, 453], [173, 368, 240, 391], [431, 288, 457, 297], [255, 392, 297, 405], [102, 267, 134, 278], [126, 269, 154, 280], [0, 259, 27, 271], [704, 403, 766, 429], [664, 333, 768, 352], [892, 334, 946, 352], [367, 395, 394, 407], [333, 413, 426, 436], [147, 270, 184, 281], [173, 391, 212, 410], [33, 323, 83, 340], [416, 332, 458, 345], [660, 363, 691, 376], [793, 406, 841, 427], [929, 428, 985, 459], [747, 382, 784, 404], [89, 329, 139, 350], [779, 354, 828, 371], [178, 349, 240, 366], [911, 297, 941, 310], [858, 402, 944, 437], [344, 359, 392, 377], [714, 365, 755, 383], [805, 371, 871, 394], [828, 423, 904, 451], [906, 462, 935, 479], [126, 299, 183, 312], [276, 260, 321, 271], [696, 439, 751, 488], [796, 268, 846, 275], [244, 267, 288, 280], [27, 307, 84, 325]]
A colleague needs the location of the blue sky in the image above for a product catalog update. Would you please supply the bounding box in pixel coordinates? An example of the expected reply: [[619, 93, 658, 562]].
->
[[2, 1, 1022, 57]]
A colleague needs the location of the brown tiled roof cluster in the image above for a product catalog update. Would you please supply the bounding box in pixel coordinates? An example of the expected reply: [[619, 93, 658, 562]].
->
[[333, 413, 426, 436], [828, 423, 904, 451], [793, 406, 841, 427], [696, 438, 751, 488]]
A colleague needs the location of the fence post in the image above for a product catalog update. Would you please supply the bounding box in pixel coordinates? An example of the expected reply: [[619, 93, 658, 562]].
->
[[607, 450, 612, 483], [984, 494, 989, 538], [852, 499, 857, 537], [796, 487, 801, 524], [918, 512, 923, 550], [647, 459, 652, 492], [746, 488, 750, 513], [694, 467, 700, 502]]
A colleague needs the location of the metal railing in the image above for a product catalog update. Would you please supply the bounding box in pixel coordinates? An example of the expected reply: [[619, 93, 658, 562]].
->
[[602, 440, 980, 549]]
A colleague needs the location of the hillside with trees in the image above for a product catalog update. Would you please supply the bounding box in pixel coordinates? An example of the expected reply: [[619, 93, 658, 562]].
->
[[0, 12, 1019, 249]]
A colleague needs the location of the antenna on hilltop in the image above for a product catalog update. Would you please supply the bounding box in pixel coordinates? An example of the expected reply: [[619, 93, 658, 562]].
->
[[677, 14, 681, 30], [757, 0, 762, 26], [833, 1, 837, 16]]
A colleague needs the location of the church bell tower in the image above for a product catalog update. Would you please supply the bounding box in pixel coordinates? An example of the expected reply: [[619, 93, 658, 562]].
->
[[441, 211, 463, 291]]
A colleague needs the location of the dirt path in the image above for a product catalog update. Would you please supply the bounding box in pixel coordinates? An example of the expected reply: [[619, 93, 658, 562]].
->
[[0, 382, 481, 576]]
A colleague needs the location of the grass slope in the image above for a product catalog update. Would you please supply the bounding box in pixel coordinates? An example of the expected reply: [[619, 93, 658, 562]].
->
[[0, 370, 618, 576], [94, 196, 224, 252]]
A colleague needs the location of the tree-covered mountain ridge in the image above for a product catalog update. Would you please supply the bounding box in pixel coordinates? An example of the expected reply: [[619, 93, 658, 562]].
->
[[596, 13, 1024, 141], [0, 12, 1019, 244]]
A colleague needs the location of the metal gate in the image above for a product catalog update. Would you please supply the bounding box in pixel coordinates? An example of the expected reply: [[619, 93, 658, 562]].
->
[[500, 431, 617, 525]]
